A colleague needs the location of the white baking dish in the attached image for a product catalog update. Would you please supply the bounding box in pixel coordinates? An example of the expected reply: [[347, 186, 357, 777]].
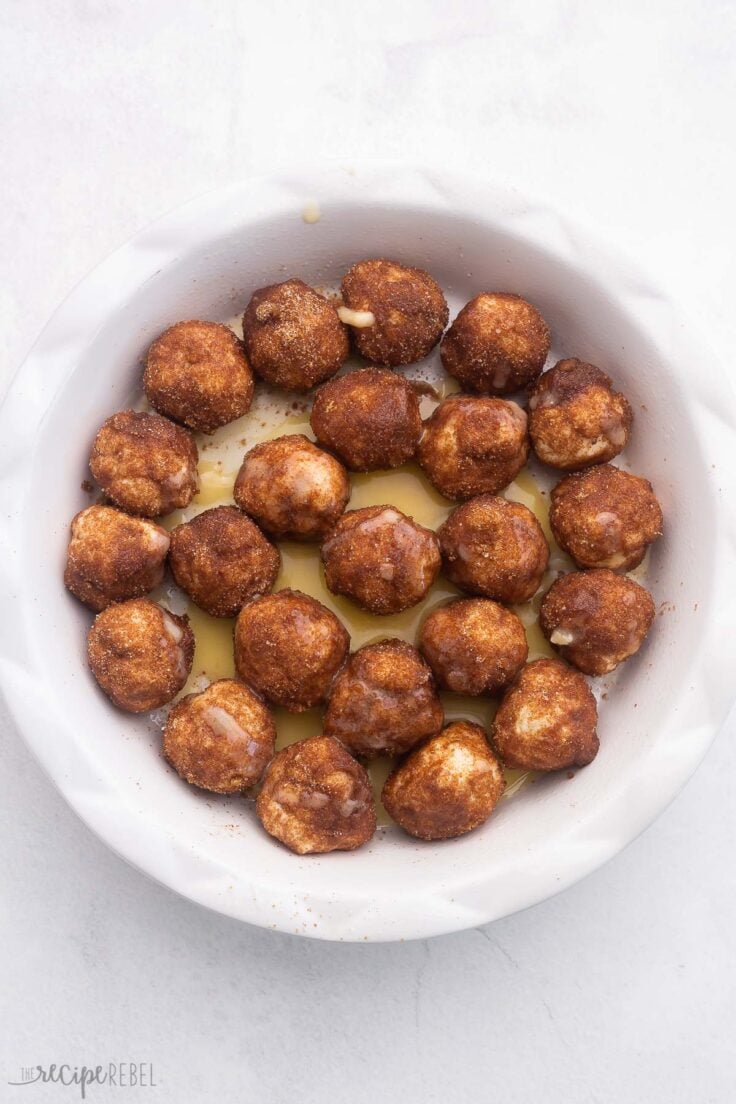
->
[[1, 166, 734, 941]]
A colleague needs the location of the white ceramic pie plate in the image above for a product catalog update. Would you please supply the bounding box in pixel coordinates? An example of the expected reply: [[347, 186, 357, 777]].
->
[[1, 166, 735, 942]]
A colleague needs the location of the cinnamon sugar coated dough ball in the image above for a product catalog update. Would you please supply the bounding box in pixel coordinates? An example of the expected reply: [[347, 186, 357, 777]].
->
[[234, 590, 349, 711], [310, 367, 422, 471], [169, 506, 279, 618], [257, 736, 376, 855], [234, 434, 350, 541], [87, 598, 194, 713], [419, 598, 528, 696], [64, 504, 170, 611], [540, 569, 656, 676], [439, 495, 549, 604], [144, 321, 254, 434], [492, 658, 599, 771], [340, 258, 448, 366], [418, 395, 529, 499], [242, 279, 348, 391], [550, 463, 663, 571], [89, 410, 198, 517], [163, 679, 275, 794], [382, 721, 505, 841], [441, 293, 551, 394], [324, 640, 444, 758], [529, 359, 632, 470], [322, 505, 441, 614]]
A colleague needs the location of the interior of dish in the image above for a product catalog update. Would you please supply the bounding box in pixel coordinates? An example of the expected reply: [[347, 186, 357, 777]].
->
[[129, 309, 647, 828]]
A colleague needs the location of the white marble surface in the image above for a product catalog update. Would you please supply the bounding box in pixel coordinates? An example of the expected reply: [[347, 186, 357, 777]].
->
[[1, 2, 735, 1101]]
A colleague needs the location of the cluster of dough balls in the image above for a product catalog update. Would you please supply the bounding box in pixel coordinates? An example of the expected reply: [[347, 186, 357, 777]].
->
[[65, 254, 667, 857]]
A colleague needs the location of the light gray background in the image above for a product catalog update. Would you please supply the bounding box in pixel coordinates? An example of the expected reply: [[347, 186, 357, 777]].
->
[[2, 2, 734, 1101]]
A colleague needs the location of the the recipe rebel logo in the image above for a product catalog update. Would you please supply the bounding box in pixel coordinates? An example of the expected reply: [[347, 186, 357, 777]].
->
[[7, 1063, 157, 1098]]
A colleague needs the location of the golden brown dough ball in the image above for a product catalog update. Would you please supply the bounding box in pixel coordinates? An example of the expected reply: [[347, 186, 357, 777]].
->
[[550, 463, 663, 571], [256, 736, 376, 854], [163, 678, 275, 794], [417, 395, 529, 499], [233, 434, 350, 541], [340, 258, 448, 366], [323, 639, 443, 758], [438, 495, 549, 604], [310, 367, 422, 471], [89, 410, 198, 517], [234, 589, 349, 711], [441, 293, 550, 394], [242, 279, 348, 391], [382, 721, 505, 841], [528, 359, 632, 470], [87, 598, 194, 713], [419, 598, 528, 696], [169, 506, 279, 618], [64, 504, 170, 611], [492, 658, 599, 771], [539, 569, 656, 676], [321, 505, 441, 614], [144, 320, 254, 434]]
